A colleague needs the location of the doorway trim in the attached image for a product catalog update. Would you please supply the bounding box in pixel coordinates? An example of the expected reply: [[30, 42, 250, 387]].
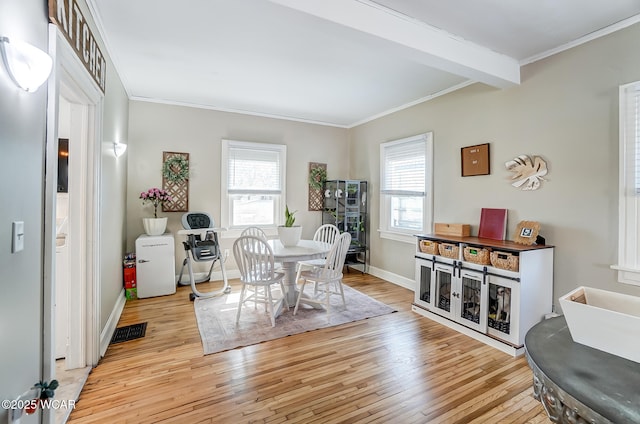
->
[[43, 23, 103, 387]]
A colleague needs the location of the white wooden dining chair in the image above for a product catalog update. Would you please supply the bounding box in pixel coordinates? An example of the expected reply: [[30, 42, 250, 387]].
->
[[233, 235, 289, 327], [293, 232, 352, 321], [241, 226, 283, 271], [241, 226, 268, 240], [294, 224, 340, 286]]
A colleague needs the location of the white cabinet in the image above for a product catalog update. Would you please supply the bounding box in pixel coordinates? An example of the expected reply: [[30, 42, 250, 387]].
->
[[416, 257, 486, 331], [414, 235, 554, 356]]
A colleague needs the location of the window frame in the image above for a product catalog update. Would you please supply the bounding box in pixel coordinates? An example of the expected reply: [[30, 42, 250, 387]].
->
[[220, 139, 286, 238], [378, 132, 434, 244], [612, 82, 640, 286]]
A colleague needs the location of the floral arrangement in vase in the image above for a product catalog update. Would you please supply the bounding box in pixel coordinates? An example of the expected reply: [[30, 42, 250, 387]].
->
[[140, 188, 173, 218]]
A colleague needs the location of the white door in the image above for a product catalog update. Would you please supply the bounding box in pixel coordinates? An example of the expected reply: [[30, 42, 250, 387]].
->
[[55, 229, 69, 359], [486, 274, 520, 346], [54, 98, 72, 361], [43, 23, 104, 393], [414, 256, 435, 309], [457, 268, 488, 333], [433, 262, 456, 321]]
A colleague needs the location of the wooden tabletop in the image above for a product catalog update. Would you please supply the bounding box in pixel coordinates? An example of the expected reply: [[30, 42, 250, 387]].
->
[[415, 234, 554, 252]]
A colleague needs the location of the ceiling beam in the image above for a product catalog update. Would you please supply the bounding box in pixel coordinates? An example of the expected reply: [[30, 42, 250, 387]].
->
[[268, 0, 520, 88]]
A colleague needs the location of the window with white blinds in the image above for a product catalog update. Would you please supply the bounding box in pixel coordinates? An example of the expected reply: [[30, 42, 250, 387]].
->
[[381, 139, 426, 197], [227, 145, 282, 195], [614, 81, 640, 286], [379, 133, 433, 243], [623, 84, 640, 194], [221, 140, 286, 229]]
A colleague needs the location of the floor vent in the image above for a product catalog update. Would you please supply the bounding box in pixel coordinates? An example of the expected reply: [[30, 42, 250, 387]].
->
[[110, 322, 147, 344]]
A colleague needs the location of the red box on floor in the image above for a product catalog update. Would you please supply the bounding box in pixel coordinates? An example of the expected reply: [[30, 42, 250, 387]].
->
[[124, 266, 136, 289]]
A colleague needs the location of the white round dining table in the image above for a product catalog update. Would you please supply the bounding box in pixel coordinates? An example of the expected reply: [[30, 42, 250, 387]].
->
[[267, 239, 331, 306]]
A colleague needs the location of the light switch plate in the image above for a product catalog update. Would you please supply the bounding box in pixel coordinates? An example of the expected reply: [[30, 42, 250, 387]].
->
[[12, 221, 24, 253]]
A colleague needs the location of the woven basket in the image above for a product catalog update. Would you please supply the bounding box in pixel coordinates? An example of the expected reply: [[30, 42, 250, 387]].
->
[[463, 246, 491, 265], [490, 251, 519, 271], [438, 243, 459, 259], [419, 240, 439, 255]]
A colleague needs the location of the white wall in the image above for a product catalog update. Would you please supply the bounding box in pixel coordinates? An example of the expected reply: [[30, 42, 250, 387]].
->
[[349, 22, 640, 311], [99, 54, 130, 331], [123, 23, 640, 313], [126, 101, 350, 274], [0, 0, 49, 421]]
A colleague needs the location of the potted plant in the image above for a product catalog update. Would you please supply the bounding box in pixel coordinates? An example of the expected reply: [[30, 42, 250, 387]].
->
[[140, 187, 173, 236], [24, 380, 58, 415], [277, 205, 302, 246], [308, 166, 327, 191]]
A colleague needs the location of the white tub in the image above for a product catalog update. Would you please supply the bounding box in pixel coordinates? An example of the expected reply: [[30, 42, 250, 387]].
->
[[559, 286, 640, 363]]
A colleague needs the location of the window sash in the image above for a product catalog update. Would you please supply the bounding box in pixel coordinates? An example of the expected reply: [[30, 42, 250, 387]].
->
[[379, 133, 433, 241], [227, 144, 283, 193], [621, 84, 640, 194], [221, 140, 286, 230], [381, 138, 426, 195], [615, 82, 640, 285], [389, 194, 424, 231], [229, 194, 279, 226]]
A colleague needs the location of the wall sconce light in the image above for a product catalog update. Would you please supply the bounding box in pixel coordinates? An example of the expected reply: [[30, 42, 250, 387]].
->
[[113, 141, 127, 158], [0, 36, 53, 92]]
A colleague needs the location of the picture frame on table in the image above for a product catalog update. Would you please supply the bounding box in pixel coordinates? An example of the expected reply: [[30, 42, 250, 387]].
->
[[513, 220, 540, 245]]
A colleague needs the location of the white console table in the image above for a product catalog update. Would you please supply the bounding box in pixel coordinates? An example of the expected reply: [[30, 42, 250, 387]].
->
[[413, 234, 554, 356]]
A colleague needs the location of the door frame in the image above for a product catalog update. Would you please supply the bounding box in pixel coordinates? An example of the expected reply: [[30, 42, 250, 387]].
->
[[43, 23, 103, 389]]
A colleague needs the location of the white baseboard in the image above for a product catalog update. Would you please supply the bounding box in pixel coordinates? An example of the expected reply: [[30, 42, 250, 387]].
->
[[99, 288, 126, 357], [366, 265, 415, 291]]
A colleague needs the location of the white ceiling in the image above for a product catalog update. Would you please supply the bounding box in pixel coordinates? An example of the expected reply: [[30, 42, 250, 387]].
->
[[88, 0, 640, 127]]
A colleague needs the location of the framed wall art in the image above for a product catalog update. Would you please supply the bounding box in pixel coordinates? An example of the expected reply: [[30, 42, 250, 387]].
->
[[162, 151, 189, 212], [308, 162, 327, 211], [461, 143, 490, 177]]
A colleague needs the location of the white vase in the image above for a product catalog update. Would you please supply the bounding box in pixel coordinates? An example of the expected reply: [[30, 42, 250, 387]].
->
[[277, 226, 302, 247], [143, 217, 167, 236]]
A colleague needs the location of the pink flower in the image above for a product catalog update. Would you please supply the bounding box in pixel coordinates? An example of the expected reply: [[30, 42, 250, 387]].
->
[[140, 188, 173, 218]]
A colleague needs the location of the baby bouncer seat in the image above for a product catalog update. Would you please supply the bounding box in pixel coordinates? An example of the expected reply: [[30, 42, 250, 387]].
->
[[177, 212, 231, 301]]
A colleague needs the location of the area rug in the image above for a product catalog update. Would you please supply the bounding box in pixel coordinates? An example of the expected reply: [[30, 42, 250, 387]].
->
[[194, 284, 396, 355]]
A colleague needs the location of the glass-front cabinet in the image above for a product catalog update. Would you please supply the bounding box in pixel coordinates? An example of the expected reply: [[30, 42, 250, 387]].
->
[[458, 268, 488, 332], [323, 180, 367, 272], [434, 263, 453, 316], [486, 274, 520, 346], [415, 256, 487, 333], [414, 256, 434, 306]]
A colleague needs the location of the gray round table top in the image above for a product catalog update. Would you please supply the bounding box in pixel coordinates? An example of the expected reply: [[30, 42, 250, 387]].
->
[[525, 316, 640, 423]]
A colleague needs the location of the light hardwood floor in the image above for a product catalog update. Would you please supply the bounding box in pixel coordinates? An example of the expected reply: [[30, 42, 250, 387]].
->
[[68, 273, 550, 423]]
